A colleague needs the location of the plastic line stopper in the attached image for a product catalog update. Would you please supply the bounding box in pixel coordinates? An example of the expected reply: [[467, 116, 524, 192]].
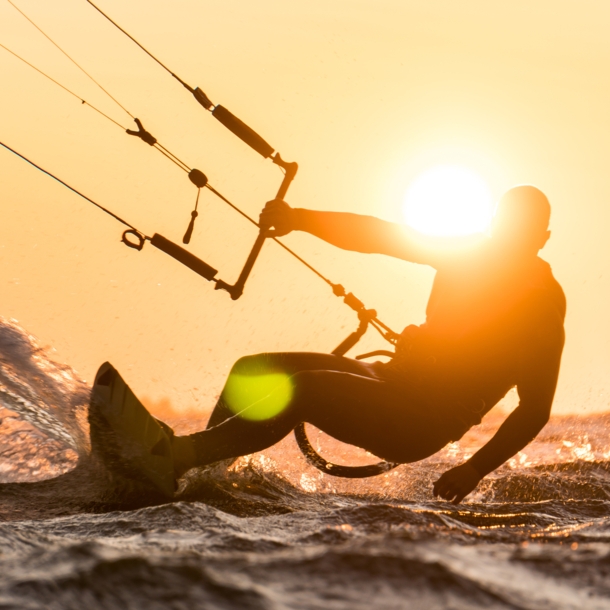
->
[[192, 87, 213, 110], [188, 169, 208, 188]]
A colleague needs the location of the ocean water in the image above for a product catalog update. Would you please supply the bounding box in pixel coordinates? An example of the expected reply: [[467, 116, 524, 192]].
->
[[0, 317, 609, 609]]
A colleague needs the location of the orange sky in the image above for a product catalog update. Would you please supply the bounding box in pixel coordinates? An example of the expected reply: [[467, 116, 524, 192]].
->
[[0, 0, 608, 416]]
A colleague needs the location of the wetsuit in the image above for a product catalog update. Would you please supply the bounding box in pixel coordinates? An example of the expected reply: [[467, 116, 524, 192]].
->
[[187, 242, 566, 477]]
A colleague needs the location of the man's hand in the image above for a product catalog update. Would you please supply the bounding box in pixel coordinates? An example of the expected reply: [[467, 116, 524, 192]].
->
[[259, 199, 296, 237], [433, 463, 482, 504]]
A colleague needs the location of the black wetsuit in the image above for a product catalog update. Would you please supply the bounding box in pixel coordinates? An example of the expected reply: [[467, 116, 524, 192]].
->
[[188, 244, 566, 476]]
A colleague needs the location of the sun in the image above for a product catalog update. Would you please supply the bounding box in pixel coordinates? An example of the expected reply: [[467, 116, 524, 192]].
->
[[403, 165, 493, 236]]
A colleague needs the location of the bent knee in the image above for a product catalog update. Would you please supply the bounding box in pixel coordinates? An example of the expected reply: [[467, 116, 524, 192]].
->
[[229, 354, 266, 377], [231, 353, 286, 376]]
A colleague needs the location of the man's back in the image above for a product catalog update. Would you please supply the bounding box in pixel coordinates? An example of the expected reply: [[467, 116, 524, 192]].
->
[[390, 244, 566, 436]]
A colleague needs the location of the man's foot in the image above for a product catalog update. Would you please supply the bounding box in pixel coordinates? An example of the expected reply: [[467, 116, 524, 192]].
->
[[89, 362, 176, 498]]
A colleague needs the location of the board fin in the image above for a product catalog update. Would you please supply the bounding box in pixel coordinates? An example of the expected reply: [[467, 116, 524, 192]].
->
[[89, 362, 176, 498]]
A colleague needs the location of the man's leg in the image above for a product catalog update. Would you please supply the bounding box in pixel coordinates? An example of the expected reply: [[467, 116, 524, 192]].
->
[[173, 354, 450, 475], [204, 352, 381, 429]]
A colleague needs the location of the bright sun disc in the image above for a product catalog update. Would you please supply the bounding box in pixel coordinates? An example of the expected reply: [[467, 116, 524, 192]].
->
[[403, 165, 493, 236]]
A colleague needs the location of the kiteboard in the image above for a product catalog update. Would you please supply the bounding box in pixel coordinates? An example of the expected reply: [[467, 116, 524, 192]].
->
[[88, 362, 176, 498]]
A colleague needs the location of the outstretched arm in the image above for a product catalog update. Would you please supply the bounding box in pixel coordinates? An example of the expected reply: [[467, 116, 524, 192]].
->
[[434, 302, 565, 503], [260, 199, 423, 262], [260, 199, 481, 266], [433, 400, 553, 505]]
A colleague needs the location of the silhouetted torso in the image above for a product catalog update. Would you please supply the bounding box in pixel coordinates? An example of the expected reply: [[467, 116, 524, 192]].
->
[[385, 242, 566, 437]]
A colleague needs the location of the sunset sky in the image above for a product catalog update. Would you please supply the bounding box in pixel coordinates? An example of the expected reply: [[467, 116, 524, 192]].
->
[[0, 0, 608, 417]]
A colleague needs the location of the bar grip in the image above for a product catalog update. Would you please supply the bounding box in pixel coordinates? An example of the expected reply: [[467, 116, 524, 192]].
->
[[150, 233, 217, 281], [212, 105, 274, 158]]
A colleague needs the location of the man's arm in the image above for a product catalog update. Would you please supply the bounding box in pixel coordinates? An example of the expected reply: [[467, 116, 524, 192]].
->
[[434, 301, 565, 503], [259, 199, 482, 266]]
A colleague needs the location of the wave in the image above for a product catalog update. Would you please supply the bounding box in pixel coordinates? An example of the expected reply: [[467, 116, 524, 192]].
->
[[0, 499, 609, 609]]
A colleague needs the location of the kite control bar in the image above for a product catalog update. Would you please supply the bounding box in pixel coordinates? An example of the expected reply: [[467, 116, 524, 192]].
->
[[192, 94, 299, 299], [215, 154, 298, 300], [82, 0, 299, 300], [123, 98, 300, 301]]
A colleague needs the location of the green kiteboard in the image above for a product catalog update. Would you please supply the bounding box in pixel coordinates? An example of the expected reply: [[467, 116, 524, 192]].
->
[[89, 362, 176, 498]]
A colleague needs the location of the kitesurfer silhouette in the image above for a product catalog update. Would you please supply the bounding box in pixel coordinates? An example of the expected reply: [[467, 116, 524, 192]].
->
[[92, 185, 566, 503]]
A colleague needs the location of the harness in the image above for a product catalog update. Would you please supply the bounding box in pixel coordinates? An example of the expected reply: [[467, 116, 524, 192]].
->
[[0, 0, 406, 478]]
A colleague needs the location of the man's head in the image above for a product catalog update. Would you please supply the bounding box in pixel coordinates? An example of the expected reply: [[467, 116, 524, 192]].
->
[[491, 185, 551, 257]]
